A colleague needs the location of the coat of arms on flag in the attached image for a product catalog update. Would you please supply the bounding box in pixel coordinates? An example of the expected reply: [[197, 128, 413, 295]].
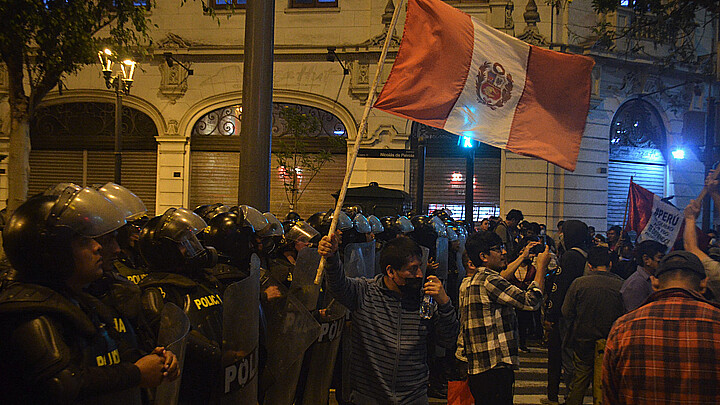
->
[[373, 0, 595, 171]]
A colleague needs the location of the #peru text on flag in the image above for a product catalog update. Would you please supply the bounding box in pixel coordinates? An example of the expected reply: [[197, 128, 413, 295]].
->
[[374, 0, 595, 171], [626, 181, 682, 249]]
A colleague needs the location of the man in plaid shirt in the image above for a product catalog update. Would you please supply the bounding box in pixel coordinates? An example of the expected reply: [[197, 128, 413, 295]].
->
[[602, 250, 720, 404], [461, 231, 550, 404]]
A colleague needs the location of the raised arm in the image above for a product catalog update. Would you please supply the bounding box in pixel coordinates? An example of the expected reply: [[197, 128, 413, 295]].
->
[[318, 232, 366, 311]]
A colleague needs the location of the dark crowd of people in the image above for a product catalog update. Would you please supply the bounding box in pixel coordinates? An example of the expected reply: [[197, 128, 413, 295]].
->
[[1, 181, 720, 405]]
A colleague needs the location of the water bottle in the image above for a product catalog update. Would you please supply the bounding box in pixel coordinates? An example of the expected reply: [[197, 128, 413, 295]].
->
[[419, 294, 437, 319]]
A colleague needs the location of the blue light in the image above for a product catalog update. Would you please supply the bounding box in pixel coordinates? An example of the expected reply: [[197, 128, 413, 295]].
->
[[461, 136, 474, 148], [333, 130, 345, 135], [672, 148, 685, 159]]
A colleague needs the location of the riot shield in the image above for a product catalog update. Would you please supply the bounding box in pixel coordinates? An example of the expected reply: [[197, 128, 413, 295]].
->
[[259, 249, 321, 405], [290, 247, 323, 311], [343, 241, 376, 279], [435, 236, 449, 280], [420, 245, 430, 275], [155, 303, 191, 405], [300, 295, 347, 405], [221, 263, 260, 405]]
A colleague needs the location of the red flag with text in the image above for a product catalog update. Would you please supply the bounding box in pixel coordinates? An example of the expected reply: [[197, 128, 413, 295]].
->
[[625, 181, 683, 249]]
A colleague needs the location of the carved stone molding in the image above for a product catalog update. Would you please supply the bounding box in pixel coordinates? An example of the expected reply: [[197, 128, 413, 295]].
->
[[517, 0, 548, 46], [0, 64, 8, 99], [348, 59, 393, 102], [159, 62, 190, 103], [365, 124, 400, 145]]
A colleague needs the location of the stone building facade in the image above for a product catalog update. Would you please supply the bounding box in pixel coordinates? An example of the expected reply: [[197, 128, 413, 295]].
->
[[0, 0, 715, 232]]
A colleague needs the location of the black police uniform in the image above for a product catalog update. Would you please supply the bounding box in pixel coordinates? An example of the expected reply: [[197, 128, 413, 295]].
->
[[0, 281, 143, 404]]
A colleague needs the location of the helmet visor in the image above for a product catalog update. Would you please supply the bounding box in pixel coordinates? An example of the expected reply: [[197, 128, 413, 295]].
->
[[52, 187, 127, 238], [368, 215, 384, 234], [98, 182, 147, 221], [354, 214, 372, 234], [159, 208, 208, 241], [177, 231, 206, 258], [397, 216, 414, 233], [286, 220, 320, 244], [240, 205, 269, 232], [431, 216, 448, 237], [260, 212, 284, 237]]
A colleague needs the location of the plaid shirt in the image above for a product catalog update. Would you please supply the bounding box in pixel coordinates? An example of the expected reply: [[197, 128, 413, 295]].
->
[[461, 267, 542, 375], [602, 288, 720, 405]]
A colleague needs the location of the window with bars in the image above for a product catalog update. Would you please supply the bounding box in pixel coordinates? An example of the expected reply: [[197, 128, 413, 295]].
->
[[291, 0, 338, 8], [210, 0, 246, 9]]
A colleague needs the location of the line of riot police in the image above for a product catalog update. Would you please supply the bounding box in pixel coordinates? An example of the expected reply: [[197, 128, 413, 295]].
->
[[0, 182, 472, 405]]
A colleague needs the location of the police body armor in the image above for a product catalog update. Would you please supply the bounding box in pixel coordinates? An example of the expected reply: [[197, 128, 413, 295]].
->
[[435, 236, 449, 280], [155, 303, 191, 405], [0, 282, 142, 405], [221, 262, 260, 405], [114, 259, 150, 286], [140, 272, 224, 403], [259, 248, 321, 405], [342, 240, 376, 279]]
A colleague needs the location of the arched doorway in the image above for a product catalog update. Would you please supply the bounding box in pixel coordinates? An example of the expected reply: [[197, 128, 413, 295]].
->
[[189, 102, 348, 218], [29, 101, 158, 214], [607, 98, 667, 228]]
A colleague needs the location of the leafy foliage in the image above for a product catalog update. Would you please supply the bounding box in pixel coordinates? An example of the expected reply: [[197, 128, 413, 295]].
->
[[586, 0, 718, 69], [274, 105, 346, 211]]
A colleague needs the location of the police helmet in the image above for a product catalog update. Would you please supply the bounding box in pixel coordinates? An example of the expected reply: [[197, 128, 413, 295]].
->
[[396, 216, 415, 233], [194, 203, 230, 223], [306, 212, 326, 232], [98, 182, 147, 221], [324, 210, 354, 232], [368, 215, 384, 234], [431, 216, 448, 238], [238, 205, 269, 233], [353, 213, 372, 234], [259, 212, 284, 238], [204, 211, 254, 267], [138, 208, 217, 271], [284, 220, 320, 245], [3, 186, 126, 282], [285, 211, 302, 222]]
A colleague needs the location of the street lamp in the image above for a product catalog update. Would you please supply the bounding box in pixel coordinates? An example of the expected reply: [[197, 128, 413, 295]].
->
[[98, 48, 136, 184]]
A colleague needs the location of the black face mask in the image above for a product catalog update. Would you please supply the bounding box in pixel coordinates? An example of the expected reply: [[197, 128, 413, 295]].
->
[[398, 276, 424, 297]]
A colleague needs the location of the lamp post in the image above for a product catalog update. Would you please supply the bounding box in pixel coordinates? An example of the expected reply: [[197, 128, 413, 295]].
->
[[97, 48, 136, 185]]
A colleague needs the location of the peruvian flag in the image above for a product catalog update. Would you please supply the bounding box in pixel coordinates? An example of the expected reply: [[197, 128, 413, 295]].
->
[[626, 181, 683, 249], [374, 0, 595, 171]]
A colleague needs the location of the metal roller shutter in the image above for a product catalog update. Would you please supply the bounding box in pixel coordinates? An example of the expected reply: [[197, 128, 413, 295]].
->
[[409, 142, 501, 214], [607, 160, 666, 228], [189, 151, 347, 219], [29, 150, 157, 215], [86, 152, 157, 216], [28, 151, 84, 197], [189, 151, 240, 210], [269, 154, 347, 219]]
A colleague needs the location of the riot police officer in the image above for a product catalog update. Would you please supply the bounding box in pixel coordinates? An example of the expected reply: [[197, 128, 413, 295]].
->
[[0, 187, 177, 404], [138, 207, 222, 404]]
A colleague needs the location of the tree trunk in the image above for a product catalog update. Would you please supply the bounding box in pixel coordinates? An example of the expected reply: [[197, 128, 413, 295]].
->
[[7, 105, 30, 213]]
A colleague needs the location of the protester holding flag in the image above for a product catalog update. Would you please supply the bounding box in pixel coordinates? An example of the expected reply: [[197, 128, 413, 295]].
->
[[683, 198, 720, 302]]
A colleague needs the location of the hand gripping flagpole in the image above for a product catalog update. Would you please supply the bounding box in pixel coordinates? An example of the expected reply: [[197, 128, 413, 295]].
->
[[314, 0, 406, 285]]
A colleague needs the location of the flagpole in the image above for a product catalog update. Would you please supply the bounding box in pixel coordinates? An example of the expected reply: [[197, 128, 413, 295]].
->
[[314, 0, 405, 285], [620, 176, 633, 248]]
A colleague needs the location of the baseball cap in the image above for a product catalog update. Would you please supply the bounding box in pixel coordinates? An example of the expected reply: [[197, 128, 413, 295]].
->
[[655, 251, 706, 278]]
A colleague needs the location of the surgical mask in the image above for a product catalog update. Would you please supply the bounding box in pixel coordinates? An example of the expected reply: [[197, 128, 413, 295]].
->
[[398, 276, 424, 297]]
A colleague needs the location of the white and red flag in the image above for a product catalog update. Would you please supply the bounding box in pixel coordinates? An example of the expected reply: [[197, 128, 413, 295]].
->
[[374, 0, 595, 171], [625, 181, 683, 249]]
